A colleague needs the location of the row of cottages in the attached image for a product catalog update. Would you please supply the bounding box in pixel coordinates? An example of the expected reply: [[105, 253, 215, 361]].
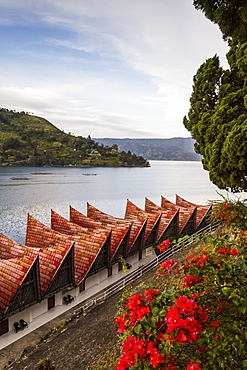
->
[[0, 195, 212, 336]]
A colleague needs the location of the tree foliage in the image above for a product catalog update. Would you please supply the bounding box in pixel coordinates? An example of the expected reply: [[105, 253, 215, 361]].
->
[[184, 2, 247, 192], [193, 0, 247, 42], [0, 108, 149, 167]]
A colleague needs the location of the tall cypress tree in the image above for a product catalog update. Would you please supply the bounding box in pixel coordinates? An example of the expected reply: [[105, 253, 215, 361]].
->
[[184, 2, 247, 192]]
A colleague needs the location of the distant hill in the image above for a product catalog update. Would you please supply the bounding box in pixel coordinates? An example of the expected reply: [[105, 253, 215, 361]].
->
[[94, 138, 201, 161], [0, 108, 149, 167]]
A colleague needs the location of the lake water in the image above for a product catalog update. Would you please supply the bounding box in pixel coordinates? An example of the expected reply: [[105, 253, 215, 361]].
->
[[0, 161, 245, 244]]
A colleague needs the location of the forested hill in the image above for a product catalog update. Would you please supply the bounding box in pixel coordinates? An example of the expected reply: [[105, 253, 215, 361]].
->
[[94, 138, 201, 161], [0, 109, 149, 167]]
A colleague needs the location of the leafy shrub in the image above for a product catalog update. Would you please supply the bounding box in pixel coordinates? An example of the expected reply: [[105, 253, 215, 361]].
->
[[116, 199, 247, 369], [37, 357, 56, 370]]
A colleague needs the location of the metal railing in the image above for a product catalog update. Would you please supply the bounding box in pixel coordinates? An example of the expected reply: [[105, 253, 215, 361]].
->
[[80, 222, 220, 312]]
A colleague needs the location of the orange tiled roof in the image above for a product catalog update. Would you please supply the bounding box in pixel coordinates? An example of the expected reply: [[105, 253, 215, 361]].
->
[[145, 198, 179, 241], [87, 203, 145, 252], [0, 256, 36, 315], [26, 215, 106, 285], [175, 195, 212, 228], [51, 210, 110, 247], [51, 210, 110, 267], [70, 206, 130, 260], [125, 200, 161, 246], [161, 196, 196, 234], [0, 230, 72, 295], [27, 245, 72, 294], [0, 233, 27, 259]]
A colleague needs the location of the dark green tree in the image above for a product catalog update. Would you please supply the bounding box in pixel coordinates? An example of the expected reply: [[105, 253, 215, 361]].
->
[[184, 2, 247, 192], [193, 0, 247, 42], [2, 136, 21, 151]]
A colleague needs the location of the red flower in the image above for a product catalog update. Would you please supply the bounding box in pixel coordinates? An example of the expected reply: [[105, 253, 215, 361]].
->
[[198, 346, 205, 353], [157, 239, 171, 252], [190, 293, 199, 300], [183, 275, 201, 288], [144, 288, 161, 302], [156, 332, 165, 343], [115, 313, 129, 333], [187, 361, 201, 370], [126, 294, 150, 324], [210, 320, 220, 327], [158, 259, 178, 275]]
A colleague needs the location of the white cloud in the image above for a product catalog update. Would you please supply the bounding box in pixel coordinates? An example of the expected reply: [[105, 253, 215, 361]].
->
[[0, 0, 230, 137]]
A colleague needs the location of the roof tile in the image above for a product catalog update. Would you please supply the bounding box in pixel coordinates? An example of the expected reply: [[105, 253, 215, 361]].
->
[[0, 256, 35, 314], [161, 196, 196, 234], [175, 195, 212, 228], [125, 200, 161, 245]]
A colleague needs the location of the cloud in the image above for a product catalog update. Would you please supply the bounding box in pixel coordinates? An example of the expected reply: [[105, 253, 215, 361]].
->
[[0, 0, 230, 137]]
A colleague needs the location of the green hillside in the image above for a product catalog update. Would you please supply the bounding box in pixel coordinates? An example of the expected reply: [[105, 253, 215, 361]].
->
[[94, 138, 202, 161], [0, 108, 149, 167]]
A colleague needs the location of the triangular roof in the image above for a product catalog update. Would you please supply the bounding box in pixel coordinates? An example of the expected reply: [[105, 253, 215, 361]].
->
[[26, 215, 103, 285], [161, 196, 197, 235], [27, 244, 74, 295], [70, 206, 130, 262], [125, 200, 161, 247], [51, 210, 110, 249], [0, 233, 27, 259], [145, 198, 179, 243], [175, 195, 212, 229], [87, 203, 146, 253], [0, 230, 74, 296], [0, 256, 37, 316], [51, 210, 110, 271]]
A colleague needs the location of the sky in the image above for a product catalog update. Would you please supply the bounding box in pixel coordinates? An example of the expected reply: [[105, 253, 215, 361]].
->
[[0, 0, 229, 138]]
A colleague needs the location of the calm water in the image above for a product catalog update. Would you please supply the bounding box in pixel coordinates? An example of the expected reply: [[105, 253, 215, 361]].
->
[[0, 161, 244, 244]]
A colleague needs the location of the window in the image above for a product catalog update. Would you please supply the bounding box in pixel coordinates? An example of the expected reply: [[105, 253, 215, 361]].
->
[[48, 295, 55, 310], [0, 319, 9, 336], [108, 265, 112, 277], [79, 280, 85, 292]]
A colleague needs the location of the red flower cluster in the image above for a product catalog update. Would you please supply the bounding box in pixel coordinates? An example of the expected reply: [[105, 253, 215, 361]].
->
[[157, 239, 171, 253], [216, 247, 240, 257], [165, 296, 207, 344], [115, 293, 152, 333], [116, 336, 166, 370], [187, 361, 201, 370], [209, 320, 220, 327], [183, 275, 204, 288], [115, 312, 128, 333], [216, 203, 238, 226], [158, 259, 179, 275], [183, 254, 210, 270], [144, 288, 161, 302], [126, 294, 150, 324], [215, 300, 227, 313]]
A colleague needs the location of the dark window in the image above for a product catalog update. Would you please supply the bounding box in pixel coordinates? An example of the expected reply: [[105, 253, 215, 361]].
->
[[79, 280, 85, 292], [118, 261, 123, 271], [108, 265, 112, 277], [48, 295, 55, 310], [0, 319, 9, 336]]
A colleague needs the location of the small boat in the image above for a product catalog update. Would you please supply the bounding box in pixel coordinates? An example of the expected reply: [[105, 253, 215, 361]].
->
[[31, 172, 51, 175], [82, 173, 97, 176], [10, 177, 29, 180]]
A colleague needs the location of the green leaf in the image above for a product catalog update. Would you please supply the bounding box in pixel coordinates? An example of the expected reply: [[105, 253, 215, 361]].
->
[[222, 287, 231, 296], [133, 324, 141, 335]]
